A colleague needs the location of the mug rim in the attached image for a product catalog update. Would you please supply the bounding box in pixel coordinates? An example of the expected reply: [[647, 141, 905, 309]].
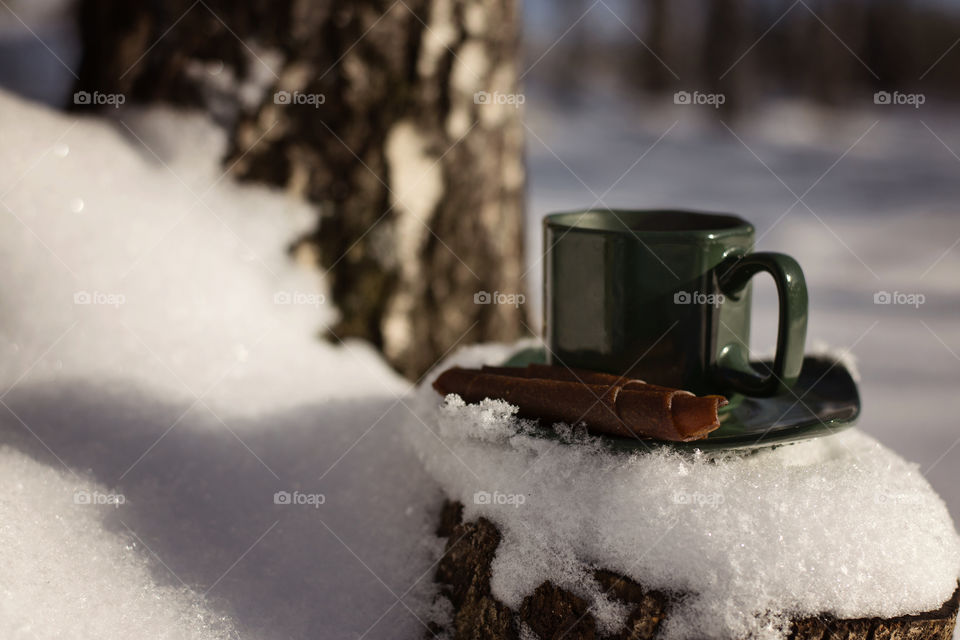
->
[[544, 209, 754, 240]]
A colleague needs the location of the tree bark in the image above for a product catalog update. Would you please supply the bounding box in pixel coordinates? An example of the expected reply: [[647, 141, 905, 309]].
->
[[73, 0, 527, 380], [433, 501, 960, 640]]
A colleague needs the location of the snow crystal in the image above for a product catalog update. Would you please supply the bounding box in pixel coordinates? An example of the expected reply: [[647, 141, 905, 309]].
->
[[405, 344, 960, 640]]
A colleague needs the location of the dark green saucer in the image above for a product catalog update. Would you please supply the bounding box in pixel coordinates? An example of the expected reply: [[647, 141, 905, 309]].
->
[[500, 347, 861, 452]]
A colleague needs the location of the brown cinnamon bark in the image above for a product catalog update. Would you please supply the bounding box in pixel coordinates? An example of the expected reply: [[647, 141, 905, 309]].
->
[[432, 365, 727, 442], [481, 364, 678, 391]]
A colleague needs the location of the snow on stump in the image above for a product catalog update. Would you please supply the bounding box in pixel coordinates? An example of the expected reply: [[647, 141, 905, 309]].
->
[[405, 347, 960, 640], [433, 500, 959, 640]]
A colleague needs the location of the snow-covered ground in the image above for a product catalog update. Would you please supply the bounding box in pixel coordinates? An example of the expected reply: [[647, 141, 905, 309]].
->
[[0, 92, 443, 639], [1, 80, 959, 637]]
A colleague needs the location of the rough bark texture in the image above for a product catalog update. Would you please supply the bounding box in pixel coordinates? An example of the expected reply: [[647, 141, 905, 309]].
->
[[433, 501, 960, 640], [435, 508, 518, 640], [73, 0, 527, 380]]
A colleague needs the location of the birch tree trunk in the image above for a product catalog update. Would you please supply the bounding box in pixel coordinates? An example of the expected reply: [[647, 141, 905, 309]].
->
[[73, 0, 527, 379]]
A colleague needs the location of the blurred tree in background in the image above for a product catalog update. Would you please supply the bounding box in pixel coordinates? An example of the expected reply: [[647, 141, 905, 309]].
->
[[530, 0, 960, 112], [73, 0, 527, 380]]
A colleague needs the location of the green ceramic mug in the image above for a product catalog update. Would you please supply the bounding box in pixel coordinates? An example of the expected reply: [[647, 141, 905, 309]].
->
[[543, 209, 808, 396]]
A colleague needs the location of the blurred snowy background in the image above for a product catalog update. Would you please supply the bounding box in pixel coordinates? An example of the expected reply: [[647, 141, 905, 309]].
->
[[519, 0, 960, 528], [1, 0, 959, 638]]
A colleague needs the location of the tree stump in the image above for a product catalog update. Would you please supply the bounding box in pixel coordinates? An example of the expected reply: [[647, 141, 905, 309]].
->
[[73, 0, 527, 380], [433, 501, 960, 640]]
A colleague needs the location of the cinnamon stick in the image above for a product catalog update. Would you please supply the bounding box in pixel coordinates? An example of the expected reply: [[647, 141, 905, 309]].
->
[[480, 364, 676, 391], [433, 364, 727, 442]]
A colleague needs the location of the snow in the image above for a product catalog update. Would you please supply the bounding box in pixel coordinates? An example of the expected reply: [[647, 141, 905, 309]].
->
[[407, 343, 960, 640], [0, 91, 443, 639], [0, 447, 237, 639]]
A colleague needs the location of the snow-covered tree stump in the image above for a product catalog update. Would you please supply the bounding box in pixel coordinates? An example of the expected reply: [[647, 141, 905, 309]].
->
[[433, 501, 960, 640]]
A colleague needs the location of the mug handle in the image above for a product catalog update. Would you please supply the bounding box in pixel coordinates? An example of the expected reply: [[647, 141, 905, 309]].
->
[[713, 252, 808, 396]]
